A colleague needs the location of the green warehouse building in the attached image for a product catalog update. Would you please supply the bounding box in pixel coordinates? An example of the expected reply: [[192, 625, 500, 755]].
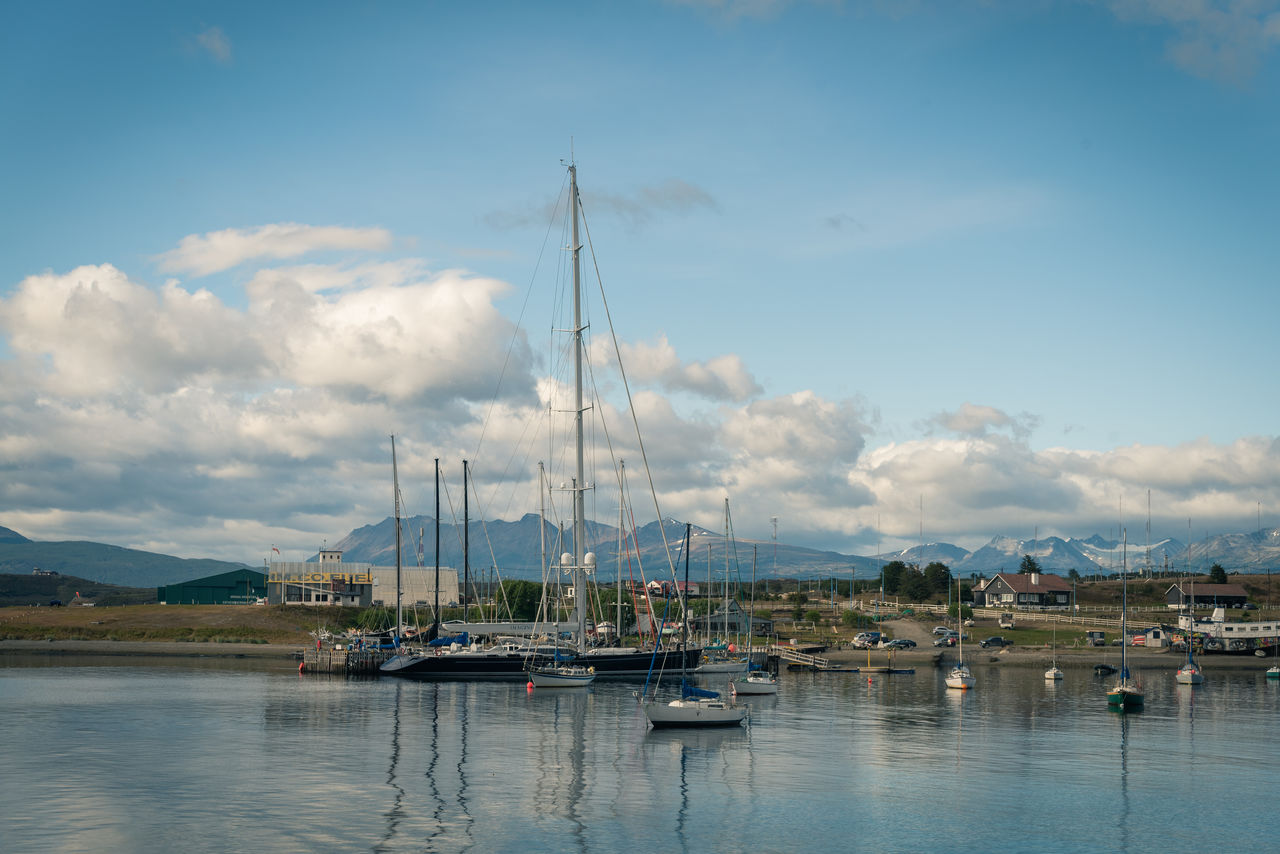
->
[[159, 568, 267, 605]]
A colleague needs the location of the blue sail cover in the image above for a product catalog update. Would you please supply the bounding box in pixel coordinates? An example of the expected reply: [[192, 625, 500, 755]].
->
[[428, 632, 468, 647], [681, 680, 719, 700]]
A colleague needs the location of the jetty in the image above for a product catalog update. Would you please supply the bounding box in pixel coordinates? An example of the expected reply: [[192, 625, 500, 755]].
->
[[300, 644, 392, 674]]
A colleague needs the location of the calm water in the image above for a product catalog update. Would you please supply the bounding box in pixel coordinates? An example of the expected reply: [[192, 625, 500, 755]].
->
[[2, 654, 1277, 853]]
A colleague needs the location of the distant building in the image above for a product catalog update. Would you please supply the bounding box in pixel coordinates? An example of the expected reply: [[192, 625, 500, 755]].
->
[[1165, 583, 1248, 610], [266, 549, 459, 608], [688, 600, 773, 636], [159, 568, 267, 605], [973, 572, 1071, 610]]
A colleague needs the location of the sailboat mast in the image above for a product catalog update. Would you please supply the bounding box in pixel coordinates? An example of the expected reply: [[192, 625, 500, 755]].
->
[[723, 498, 730, 642], [1121, 528, 1128, 679], [468, 460, 473, 622], [569, 163, 588, 650], [433, 457, 440, 631], [392, 435, 402, 642]]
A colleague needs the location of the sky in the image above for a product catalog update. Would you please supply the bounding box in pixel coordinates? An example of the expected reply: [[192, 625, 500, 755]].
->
[[2, 0, 1279, 565]]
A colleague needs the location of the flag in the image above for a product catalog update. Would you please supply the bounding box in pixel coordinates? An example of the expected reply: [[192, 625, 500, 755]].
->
[[272, 546, 280, 554]]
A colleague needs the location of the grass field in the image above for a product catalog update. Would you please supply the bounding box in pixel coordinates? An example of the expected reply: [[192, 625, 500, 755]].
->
[[0, 603, 354, 644]]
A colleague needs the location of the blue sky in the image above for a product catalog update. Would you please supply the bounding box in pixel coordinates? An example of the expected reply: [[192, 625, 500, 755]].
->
[[2, 1, 1278, 563]]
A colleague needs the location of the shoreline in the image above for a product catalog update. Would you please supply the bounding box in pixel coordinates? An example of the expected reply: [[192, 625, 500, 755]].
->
[[0, 638, 303, 659], [3, 638, 1276, 673], [818, 644, 1274, 671]]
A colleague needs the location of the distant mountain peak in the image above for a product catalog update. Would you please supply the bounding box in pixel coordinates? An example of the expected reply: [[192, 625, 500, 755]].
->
[[0, 525, 31, 544]]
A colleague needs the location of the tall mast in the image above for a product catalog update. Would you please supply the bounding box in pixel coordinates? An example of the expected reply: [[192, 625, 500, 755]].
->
[[463, 459, 470, 620], [433, 457, 440, 633], [723, 498, 730, 642], [570, 162, 589, 651], [392, 435, 402, 642]]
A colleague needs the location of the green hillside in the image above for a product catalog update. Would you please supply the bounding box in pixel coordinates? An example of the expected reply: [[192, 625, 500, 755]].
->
[[0, 529, 249, 588], [0, 573, 157, 607]]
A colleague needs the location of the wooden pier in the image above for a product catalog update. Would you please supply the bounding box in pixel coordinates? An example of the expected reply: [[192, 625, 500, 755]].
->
[[300, 646, 393, 675]]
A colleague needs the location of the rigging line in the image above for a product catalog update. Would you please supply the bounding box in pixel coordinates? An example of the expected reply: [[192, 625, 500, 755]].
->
[[621, 473, 660, 637], [578, 196, 680, 579], [473, 170, 570, 466]]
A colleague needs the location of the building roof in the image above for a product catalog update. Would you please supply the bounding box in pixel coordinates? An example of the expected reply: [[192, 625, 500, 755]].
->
[[1165, 583, 1248, 598], [989, 572, 1071, 593]]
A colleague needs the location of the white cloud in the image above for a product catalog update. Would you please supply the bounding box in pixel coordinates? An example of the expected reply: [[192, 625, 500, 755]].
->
[[850, 433, 1280, 553], [3, 246, 1278, 564], [196, 25, 232, 64], [926, 402, 1039, 441], [604, 334, 762, 402], [154, 224, 393, 277], [1103, 0, 1280, 82]]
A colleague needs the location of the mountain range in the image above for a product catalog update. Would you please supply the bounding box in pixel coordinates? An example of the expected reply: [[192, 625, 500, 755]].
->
[[331, 516, 1280, 582], [3, 520, 1279, 589]]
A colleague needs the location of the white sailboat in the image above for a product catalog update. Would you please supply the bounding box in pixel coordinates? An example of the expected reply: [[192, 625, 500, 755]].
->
[[946, 575, 975, 690], [698, 499, 749, 675], [1174, 578, 1203, 685], [731, 545, 777, 696], [382, 161, 701, 681], [643, 525, 748, 727], [1045, 619, 1063, 680], [1107, 530, 1144, 710]]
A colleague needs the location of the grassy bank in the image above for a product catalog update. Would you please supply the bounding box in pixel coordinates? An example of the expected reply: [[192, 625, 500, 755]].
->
[[0, 603, 343, 644]]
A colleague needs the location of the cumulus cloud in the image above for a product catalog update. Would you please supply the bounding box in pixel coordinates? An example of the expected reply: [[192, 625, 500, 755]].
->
[[4, 234, 1278, 564], [153, 223, 393, 277], [603, 334, 762, 402], [1103, 0, 1280, 82], [926, 402, 1039, 442], [849, 434, 1280, 554]]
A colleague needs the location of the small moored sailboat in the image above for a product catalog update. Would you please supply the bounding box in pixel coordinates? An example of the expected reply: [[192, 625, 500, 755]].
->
[[642, 525, 748, 728], [946, 576, 975, 690], [1107, 530, 1144, 711], [1045, 620, 1063, 681]]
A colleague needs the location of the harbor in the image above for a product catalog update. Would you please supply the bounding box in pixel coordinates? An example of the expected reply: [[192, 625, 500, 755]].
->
[[4, 647, 1279, 854]]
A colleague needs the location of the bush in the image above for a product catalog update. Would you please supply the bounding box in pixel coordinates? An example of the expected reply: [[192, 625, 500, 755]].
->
[[804, 609, 823, 625]]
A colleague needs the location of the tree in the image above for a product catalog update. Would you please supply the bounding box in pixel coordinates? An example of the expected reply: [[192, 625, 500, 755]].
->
[[1209, 563, 1228, 584], [1019, 554, 1041, 574], [498, 579, 542, 621], [804, 609, 822, 625], [923, 561, 952, 596], [880, 561, 908, 595], [1067, 568, 1081, 582]]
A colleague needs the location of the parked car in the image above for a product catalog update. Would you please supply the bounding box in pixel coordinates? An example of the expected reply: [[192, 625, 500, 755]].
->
[[932, 626, 951, 636], [1242, 603, 1257, 610], [979, 636, 1011, 649], [883, 638, 916, 650], [852, 632, 883, 649], [933, 635, 957, 647]]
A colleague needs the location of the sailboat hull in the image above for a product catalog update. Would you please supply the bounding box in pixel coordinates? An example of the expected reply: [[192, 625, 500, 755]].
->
[[382, 644, 702, 681], [1174, 665, 1203, 685], [1107, 686, 1144, 709], [643, 698, 748, 727], [527, 665, 596, 687], [730, 673, 778, 695]]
